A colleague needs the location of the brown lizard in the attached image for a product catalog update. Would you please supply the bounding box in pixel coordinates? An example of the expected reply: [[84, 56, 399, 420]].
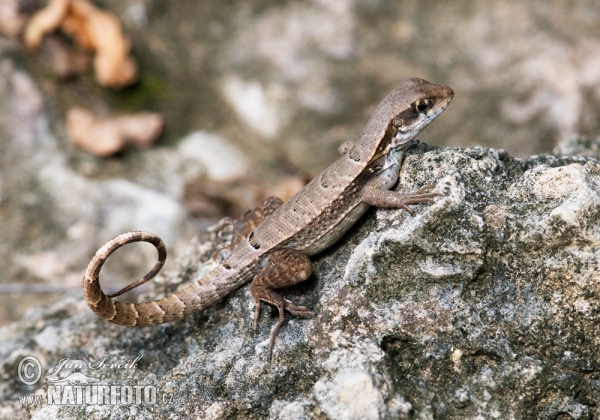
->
[[83, 78, 454, 359]]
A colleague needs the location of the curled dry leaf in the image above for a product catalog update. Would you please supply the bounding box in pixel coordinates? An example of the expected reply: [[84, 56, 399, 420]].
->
[[24, 0, 137, 88], [66, 107, 164, 156], [23, 0, 69, 46]]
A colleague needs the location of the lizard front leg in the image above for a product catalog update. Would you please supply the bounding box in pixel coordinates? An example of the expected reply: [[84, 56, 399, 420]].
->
[[249, 248, 314, 360], [360, 152, 442, 216], [361, 184, 441, 216]]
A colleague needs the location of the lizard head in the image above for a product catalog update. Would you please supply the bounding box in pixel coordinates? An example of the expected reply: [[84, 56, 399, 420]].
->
[[350, 78, 454, 162], [389, 78, 454, 145]]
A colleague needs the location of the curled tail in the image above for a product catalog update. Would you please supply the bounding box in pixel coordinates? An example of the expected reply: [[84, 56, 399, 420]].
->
[[83, 231, 222, 326]]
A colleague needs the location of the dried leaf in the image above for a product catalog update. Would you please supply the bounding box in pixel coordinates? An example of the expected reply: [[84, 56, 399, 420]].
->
[[66, 107, 164, 156], [23, 0, 69, 48], [24, 0, 137, 88]]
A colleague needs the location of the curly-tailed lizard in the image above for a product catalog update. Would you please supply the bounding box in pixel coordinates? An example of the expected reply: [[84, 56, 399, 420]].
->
[[83, 78, 454, 359]]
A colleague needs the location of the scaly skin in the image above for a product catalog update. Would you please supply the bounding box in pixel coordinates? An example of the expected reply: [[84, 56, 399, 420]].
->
[[83, 78, 454, 359]]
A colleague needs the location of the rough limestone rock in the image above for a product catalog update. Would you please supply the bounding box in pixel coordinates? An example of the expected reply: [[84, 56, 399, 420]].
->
[[1, 142, 599, 419]]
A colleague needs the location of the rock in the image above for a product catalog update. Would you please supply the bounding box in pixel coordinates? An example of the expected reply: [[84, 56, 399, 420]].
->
[[1, 142, 598, 418], [553, 136, 600, 160], [0, 60, 211, 326]]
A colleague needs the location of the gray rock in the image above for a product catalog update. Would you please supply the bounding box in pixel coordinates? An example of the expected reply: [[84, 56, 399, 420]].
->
[[554, 136, 600, 160], [6, 0, 600, 329], [1, 142, 598, 419]]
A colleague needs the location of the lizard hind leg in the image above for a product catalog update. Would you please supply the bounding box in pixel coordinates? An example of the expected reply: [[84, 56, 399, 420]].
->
[[229, 196, 283, 251], [210, 196, 283, 261], [249, 248, 314, 360]]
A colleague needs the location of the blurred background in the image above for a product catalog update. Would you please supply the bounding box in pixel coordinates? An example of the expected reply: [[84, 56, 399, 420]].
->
[[0, 0, 598, 324]]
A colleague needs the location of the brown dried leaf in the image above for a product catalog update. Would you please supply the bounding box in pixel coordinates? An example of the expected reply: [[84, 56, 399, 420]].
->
[[66, 0, 136, 87], [66, 107, 164, 157], [23, 0, 69, 48], [24, 0, 137, 88]]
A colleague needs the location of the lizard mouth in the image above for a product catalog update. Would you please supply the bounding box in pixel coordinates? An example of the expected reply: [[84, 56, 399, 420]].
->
[[415, 94, 453, 130], [421, 95, 453, 128], [429, 97, 452, 119]]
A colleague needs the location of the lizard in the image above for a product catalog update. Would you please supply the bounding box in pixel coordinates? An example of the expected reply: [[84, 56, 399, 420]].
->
[[83, 77, 454, 360]]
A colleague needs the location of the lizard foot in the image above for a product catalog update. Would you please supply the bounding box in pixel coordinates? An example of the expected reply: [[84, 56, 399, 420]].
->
[[207, 217, 235, 238], [394, 184, 443, 216], [249, 248, 314, 360], [251, 288, 315, 361], [210, 245, 230, 262], [361, 184, 442, 216]]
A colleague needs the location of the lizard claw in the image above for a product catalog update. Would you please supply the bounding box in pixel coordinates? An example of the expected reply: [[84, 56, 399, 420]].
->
[[208, 217, 236, 242], [397, 185, 443, 216], [251, 289, 314, 361], [210, 245, 230, 262], [267, 300, 314, 361], [397, 204, 416, 217], [249, 248, 314, 360], [413, 184, 434, 194]]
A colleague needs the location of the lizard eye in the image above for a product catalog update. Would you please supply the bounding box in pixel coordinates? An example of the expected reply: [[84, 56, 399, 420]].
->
[[415, 99, 433, 113]]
